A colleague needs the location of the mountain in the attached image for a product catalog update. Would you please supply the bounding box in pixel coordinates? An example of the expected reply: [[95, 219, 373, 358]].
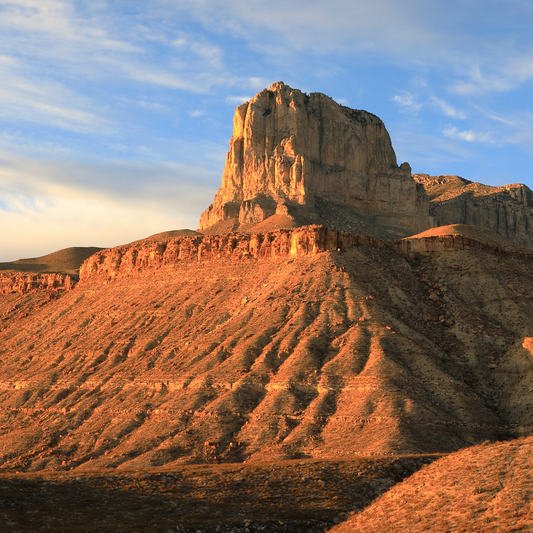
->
[[1, 223, 533, 472], [0, 247, 103, 276], [415, 173, 533, 248], [1, 82, 533, 532], [200, 82, 429, 239]]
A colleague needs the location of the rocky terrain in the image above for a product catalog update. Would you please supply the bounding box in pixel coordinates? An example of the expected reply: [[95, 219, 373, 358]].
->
[[2, 223, 533, 474], [415, 173, 533, 248], [200, 82, 429, 239], [2, 82, 533, 531], [0, 454, 440, 532]]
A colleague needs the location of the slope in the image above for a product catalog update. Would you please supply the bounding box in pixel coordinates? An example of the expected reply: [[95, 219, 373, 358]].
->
[[330, 436, 533, 532], [1, 227, 533, 472], [0, 247, 103, 276]]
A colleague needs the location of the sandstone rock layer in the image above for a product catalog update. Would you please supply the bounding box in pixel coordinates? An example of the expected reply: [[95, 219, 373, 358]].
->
[[0, 272, 74, 294], [200, 82, 429, 237]]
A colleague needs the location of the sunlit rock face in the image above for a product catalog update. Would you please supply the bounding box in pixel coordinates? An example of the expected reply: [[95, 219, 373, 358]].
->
[[200, 82, 429, 236], [414, 174, 533, 249]]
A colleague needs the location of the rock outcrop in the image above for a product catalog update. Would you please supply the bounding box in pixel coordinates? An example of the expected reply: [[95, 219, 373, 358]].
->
[[0, 272, 74, 294], [200, 82, 429, 238], [79, 226, 382, 282], [414, 174, 533, 248], [79, 224, 533, 285], [392, 224, 533, 259]]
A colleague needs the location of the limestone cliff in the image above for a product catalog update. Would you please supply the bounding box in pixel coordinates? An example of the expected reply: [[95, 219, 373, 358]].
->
[[0, 272, 74, 294], [414, 174, 533, 248], [79, 227, 381, 282], [200, 82, 429, 237], [79, 224, 533, 284]]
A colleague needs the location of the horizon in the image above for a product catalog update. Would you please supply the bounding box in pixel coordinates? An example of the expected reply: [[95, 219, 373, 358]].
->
[[1, 0, 533, 261]]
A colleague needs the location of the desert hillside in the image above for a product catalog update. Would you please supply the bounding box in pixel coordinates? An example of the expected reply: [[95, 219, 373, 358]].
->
[[0, 247, 103, 277], [2, 82, 533, 532], [330, 436, 533, 532], [1, 225, 533, 472]]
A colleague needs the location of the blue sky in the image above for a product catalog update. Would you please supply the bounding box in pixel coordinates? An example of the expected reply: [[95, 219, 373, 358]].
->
[[1, 0, 533, 261]]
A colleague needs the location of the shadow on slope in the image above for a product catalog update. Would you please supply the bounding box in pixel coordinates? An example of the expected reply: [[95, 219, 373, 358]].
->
[[0, 455, 439, 533]]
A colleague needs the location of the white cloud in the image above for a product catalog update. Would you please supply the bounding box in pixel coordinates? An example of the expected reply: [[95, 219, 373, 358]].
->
[[0, 1, 246, 101], [137, 100, 172, 113], [0, 57, 113, 133], [0, 152, 219, 261], [172, 36, 223, 65], [188, 110, 205, 117], [450, 67, 515, 95], [431, 97, 466, 119], [442, 125, 492, 143], [166, 0, 440, 56], [225, 95, 252, 105], [412, 76, 428, 88], [0, 0, 142, 54], [248, 77, 266, 89], [469, 103, 515, 126], [393, 93, 422, 112], [165, 0, 533, 98], [0, 193, 194, 262]]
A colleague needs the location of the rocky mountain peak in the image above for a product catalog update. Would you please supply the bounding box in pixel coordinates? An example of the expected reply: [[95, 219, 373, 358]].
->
[[200, 82, 429, 238]]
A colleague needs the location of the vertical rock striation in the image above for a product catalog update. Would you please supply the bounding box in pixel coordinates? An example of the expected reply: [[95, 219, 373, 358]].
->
[[200, 82, 429, 236]]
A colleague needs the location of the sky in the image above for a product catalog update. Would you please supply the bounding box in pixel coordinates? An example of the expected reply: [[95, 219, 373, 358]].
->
[[1, 0, 533, 261]]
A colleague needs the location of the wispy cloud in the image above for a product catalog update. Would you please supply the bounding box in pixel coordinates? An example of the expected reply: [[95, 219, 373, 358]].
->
[[0, 0, 143, 55], [393, 93, 422, 113], [225, 95, 252, 105], [469, 103, 516, 126], [0, 56, 113, 133], [0, 1, 246, 99], [450, 66, 515, 95], [0, 151, 218, 260], [442, 125, 493, 143], [137, 100, 173, 113], [431, 97, 466, 119], [166, 0, 533, 98], [188, 110, 205, 117]]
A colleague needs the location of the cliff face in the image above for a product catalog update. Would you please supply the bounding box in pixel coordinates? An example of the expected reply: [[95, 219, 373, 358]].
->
[[414, 174, 533, 248], [200, 82, 429, 236], [0, 272, 74, 294], [79, 224, 533, 284], [79, 226, 381, 282]]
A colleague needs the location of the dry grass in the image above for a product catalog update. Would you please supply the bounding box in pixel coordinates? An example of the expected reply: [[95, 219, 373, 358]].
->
[[330, 436, 533, 532]]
